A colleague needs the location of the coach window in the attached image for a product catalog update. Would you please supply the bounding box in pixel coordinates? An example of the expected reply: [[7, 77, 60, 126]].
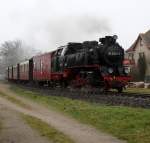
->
[[57, 48, 63, 56], [25, 65, 26, 72], [40, 60, 43, 72], [61, 46, 68, 56], [27, 64, 29, 72], [33, 62, 35, 71], [25, 64, 27, 72], [35, 62, 37, 71], [37, 60, 40, 71], [23, 64, 25, 72], [39, 60, 41, 71]]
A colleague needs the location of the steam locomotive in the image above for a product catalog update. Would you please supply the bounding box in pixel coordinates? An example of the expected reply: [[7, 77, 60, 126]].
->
[[7, 35, 131, 92]]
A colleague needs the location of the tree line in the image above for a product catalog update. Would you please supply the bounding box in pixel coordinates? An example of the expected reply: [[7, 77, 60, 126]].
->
[[0, 40, 39, 75]]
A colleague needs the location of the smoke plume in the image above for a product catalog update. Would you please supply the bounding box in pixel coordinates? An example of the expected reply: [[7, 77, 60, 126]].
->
[[24, 15, 111, 51]]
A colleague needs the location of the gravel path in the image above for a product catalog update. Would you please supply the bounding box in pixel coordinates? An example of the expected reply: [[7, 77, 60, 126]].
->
[[0, 83, 126, 143], [0, 103, 51, 143]]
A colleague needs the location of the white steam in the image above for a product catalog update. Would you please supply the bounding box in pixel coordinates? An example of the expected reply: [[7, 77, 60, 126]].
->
[[23, 15, 111, 51]]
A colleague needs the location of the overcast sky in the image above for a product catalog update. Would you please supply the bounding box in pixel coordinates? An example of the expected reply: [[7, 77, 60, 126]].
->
[[0, 0, 149, 51]]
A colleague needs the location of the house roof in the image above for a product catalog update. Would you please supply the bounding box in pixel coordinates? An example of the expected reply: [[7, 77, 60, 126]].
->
[[126, 30, 150, 52]]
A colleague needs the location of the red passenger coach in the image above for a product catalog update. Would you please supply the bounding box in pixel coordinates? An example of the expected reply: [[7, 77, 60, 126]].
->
[[19, 61, 30, 81], [33, 48, 64, 85], [33, 52, 51, 82]]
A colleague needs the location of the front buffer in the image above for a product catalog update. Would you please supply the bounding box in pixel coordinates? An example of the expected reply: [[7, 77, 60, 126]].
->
[[103, 75, 131, 92]]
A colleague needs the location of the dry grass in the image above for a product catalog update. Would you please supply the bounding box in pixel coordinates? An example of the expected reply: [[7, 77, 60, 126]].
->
[[22, 114, 74, 143], [125, 88, 150, 94]]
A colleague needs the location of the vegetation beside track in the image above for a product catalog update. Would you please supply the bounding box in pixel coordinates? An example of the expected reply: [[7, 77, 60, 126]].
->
[[22, 114, 74, 143], [0, 121, 2, 133], [125, 88, 150, 94], [11, 85, 150, 143]]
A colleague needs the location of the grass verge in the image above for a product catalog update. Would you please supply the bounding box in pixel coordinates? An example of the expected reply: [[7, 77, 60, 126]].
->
[[0, 121, 2, 133], [125, 88, 150, 94], [11, 85, 150, 143], [22, 114, 74, 143]]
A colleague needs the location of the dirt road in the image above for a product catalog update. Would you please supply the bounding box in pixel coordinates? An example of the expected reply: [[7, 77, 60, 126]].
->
[[0, 83, 126, 143], [0, 103, 51, 143]]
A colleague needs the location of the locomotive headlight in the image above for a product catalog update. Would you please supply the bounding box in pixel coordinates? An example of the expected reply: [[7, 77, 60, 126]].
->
[[108, 68, 113, 74], [89, 48, 93, 52], [124, 67, 130, 74]]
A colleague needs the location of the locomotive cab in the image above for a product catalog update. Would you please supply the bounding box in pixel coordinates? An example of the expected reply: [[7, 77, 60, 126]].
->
[[52, 47, 63, 72]]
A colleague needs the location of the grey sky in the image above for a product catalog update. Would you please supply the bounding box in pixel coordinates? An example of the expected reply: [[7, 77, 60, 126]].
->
[[0, 0, 149, 51]]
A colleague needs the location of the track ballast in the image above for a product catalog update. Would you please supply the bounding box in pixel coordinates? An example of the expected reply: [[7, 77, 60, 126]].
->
[[15, 84, 150, 108]]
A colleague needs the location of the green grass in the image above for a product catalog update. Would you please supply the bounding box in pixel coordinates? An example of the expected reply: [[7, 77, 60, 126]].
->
[[11, 85, 150, 143], [22, 114, 74, 143], [0, 121, 2, 133], [125, 88, 150, 94]]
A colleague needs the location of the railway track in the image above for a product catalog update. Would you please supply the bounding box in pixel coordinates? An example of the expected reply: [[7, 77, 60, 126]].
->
[[14, 83, 150, 108]]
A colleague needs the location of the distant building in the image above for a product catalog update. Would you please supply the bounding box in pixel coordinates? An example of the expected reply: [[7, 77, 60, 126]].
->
[[126, 30, 150, 82]]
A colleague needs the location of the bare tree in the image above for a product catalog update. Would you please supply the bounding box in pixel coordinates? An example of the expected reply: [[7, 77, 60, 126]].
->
[[0, 40, 40, 75], [0, 40, 22, 69]]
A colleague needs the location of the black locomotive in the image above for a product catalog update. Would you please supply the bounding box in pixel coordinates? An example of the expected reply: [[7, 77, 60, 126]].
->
[[60, 35, 124, 67]]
